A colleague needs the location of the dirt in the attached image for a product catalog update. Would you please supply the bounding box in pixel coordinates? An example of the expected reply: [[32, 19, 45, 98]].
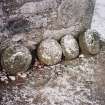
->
[[0, 43, 105, 105]]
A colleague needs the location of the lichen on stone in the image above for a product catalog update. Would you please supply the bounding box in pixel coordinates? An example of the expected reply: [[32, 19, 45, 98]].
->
[[1, 44, 32, 74]]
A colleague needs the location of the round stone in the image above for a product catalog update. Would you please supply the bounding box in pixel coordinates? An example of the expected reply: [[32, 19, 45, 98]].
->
[[79, 29, 100, 55], [60, 35, 79, 60], [1, 44, 32, 75], [37, 39, 62, 65]]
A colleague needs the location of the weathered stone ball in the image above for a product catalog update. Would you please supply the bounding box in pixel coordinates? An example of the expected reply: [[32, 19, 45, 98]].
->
[[1, 44, 32, 74], [60, 35, 79, 60], [79, 29, 100, 55], [37, 39, 62, 65]]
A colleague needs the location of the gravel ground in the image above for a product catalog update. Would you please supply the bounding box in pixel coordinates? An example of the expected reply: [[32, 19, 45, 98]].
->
[[0, 43, 105, 105]]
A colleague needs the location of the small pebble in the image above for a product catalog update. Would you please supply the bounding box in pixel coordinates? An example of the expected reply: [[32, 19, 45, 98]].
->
[[79, 54, 85, 58], [17, 72, 27, 78], [9, 76, 16, 81]]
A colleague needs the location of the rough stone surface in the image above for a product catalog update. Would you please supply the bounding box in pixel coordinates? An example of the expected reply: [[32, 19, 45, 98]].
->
[[0, 0, 95, 50], [1, 44, 32, 74], [57, 0, 93, 28], [61, 35, 79, 60], [79, 29, 100, 54], [1, 43, 105, 105], [0, 0, 101, 105], [11, 30, 43, 50], [37, 39, 62, 65]]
